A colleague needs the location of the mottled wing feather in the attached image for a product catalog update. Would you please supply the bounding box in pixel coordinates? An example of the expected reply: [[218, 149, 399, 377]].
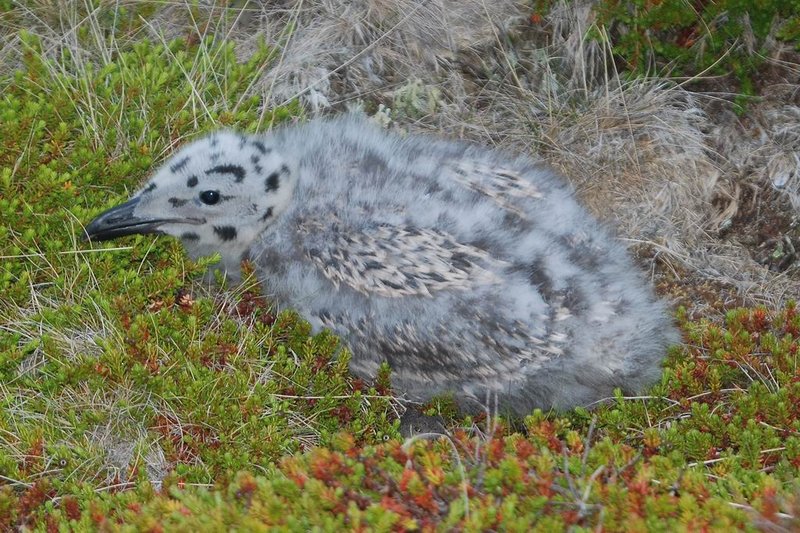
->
[[447, 162, 543, 216], [339, 313, 565, 405], [308, 225, 506, 297]]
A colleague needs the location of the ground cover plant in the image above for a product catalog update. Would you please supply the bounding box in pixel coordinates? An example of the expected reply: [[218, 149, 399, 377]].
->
[[588, 0, 800, 97], [2, 0, 800, 530]]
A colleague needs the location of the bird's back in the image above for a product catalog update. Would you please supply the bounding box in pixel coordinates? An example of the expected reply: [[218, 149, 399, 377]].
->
[[249, 116, 677, 413]]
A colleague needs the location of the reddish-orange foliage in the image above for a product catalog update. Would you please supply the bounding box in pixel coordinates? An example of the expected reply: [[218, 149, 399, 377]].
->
[[17, 481, 55, 528], [20, 437, 43, 477], [62, 496, 81, 521]]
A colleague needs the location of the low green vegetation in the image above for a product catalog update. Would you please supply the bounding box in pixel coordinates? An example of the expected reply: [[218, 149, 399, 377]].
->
[[0, 30, 398, 525], [533, 0, 800, 96], [5, 303, 800, 529]]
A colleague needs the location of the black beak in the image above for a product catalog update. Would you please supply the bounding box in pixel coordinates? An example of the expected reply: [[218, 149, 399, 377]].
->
[[84, 197, 168, 242]]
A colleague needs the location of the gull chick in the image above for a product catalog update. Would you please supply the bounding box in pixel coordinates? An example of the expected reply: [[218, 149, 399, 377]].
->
[[85, 115, 679, 414]]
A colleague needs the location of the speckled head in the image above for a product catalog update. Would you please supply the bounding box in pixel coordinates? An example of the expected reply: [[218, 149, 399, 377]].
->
[[84, 131, 295, 277]]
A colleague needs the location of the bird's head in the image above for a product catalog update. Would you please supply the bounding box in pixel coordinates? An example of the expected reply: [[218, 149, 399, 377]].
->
[[84, 131, 293, 277]]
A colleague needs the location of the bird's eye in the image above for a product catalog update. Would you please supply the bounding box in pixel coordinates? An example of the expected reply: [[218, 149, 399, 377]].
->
[[199, 190, 220, 205]]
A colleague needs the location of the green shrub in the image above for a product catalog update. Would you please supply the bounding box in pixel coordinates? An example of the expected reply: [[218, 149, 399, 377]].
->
[[534, 0, 800, 96], [0, 28, 397, 505]]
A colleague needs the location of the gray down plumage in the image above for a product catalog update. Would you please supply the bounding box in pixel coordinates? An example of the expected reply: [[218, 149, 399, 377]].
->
[[85, 115, 679, 414]]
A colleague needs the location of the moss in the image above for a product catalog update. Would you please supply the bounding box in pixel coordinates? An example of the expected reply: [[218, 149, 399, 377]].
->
[[0, 426, 764, 530], [8, 295, 800, 528], [0, 17, 396, 513]]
